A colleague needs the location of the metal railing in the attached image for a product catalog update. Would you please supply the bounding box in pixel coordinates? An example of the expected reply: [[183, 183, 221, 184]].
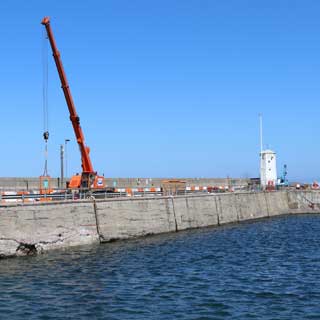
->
[[0, 187, 253, 205]]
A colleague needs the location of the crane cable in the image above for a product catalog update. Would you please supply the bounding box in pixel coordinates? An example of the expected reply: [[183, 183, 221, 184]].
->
[[42, 29, 49, 176]]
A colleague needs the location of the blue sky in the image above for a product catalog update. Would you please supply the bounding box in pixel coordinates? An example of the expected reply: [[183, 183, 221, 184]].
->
[[0, 1, 319, 181]]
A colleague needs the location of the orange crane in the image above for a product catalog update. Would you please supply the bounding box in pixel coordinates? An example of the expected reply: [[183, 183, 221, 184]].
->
[[41, 17, 105, 189]]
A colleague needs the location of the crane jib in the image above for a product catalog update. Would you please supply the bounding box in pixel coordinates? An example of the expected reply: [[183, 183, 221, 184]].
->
[[41, 16, 105, 189]]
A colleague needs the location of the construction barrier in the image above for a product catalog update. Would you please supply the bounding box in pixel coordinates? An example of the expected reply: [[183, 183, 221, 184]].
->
[[1, 191, 36, 204], [0, 184, 242, 205]]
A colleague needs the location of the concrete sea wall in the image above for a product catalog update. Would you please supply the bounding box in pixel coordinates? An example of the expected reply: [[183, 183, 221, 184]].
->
[[0, 191, 319, 258], [0, 202, 99, 257]]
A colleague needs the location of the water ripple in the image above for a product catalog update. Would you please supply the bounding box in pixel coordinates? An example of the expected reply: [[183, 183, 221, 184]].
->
[[1, 214, 320, 319]]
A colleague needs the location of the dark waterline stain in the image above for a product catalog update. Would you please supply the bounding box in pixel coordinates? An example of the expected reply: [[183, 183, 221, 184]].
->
[[0, 214, 320, 319]]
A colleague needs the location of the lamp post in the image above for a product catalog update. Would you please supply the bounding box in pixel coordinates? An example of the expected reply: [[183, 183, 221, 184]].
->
[[65, 139, 70, 185], [60, 144, 64, 188]]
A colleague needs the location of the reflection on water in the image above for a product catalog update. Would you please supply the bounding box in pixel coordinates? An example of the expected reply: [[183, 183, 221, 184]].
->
[[1, 214, 320, 319]]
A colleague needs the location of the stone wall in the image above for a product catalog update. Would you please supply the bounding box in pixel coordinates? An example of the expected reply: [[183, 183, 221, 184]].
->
[[0, 191, 319, 258]]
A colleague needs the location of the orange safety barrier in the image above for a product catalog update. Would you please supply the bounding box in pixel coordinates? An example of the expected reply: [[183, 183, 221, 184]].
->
[[1, 191, 35, 204], [17, 191, 33, 203]]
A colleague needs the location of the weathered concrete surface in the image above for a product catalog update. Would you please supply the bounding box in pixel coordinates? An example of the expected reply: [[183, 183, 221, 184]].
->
[[287, 191, 320, 212], [0, 201, 99, 257], [216, 194, 239, 224], [173, 196, 219, 229], [265, 191, 290, 216], [96, 191, 320, 243], [1, 191, 320, 258], [95, 197, 176, 242], [235, 192, 267, 221]]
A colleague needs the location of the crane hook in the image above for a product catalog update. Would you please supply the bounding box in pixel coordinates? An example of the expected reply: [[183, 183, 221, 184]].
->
[[43, 131, 49, 141]]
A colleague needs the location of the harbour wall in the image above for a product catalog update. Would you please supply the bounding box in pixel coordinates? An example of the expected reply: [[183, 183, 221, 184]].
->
[[0, 190, 319, 258]]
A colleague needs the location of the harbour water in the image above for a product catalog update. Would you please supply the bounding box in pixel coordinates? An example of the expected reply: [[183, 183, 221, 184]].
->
[[0, 214, 320, 319]]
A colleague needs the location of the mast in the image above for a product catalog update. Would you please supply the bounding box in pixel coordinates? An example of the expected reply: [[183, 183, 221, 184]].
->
[[259, 113, 263, 153]]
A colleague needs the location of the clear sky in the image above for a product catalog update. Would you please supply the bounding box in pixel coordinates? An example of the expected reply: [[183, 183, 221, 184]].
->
[[0, 1, 319, 181]]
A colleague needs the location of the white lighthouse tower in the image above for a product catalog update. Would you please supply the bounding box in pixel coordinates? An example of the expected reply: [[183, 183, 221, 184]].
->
[[260, 150, 277, 188], [259, 114, 277, 189]]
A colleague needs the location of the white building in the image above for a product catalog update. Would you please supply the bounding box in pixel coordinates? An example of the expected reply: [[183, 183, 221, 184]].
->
[[260, 149, 277, 188]]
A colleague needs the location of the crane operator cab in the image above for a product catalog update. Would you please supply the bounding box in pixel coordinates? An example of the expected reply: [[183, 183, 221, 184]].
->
[[68, 172, 105, 190]]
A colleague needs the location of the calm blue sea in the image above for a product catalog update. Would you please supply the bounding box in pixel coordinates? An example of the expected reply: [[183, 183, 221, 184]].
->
[[0, 214, 320, 319]]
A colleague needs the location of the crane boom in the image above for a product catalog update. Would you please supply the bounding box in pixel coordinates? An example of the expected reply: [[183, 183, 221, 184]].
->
[[41, 17, 105, 189]]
